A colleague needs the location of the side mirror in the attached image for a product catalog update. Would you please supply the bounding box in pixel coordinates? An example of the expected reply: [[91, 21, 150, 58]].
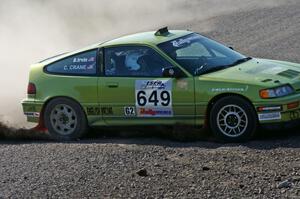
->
[[162, 66, 185, 78]]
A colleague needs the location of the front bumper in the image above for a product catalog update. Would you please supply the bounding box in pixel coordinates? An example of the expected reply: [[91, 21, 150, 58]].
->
[[254, 94, 300, 124], [261, 118, 300, 130], [257, 108, 300, 123]]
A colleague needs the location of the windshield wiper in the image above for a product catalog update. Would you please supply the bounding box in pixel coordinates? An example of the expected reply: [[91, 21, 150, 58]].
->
[[229, 57, 252, 67], [195, 57, 252, 75], [197, 65, 229, 75]]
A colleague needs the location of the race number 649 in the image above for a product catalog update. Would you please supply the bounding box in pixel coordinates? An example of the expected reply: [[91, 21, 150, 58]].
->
[[136, 90, 170, 107]]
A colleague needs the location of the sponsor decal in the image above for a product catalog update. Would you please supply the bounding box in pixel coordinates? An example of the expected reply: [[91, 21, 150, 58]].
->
[[135, 79, 173, 117], [290, 110, 300, 120], [171, 35, 199, 47], [64, 56, 96, 71], [24, 112, 40, 118], [73, 56, 96, 63], [258, 112, 281, 121], [86, 107, 113, 115], [140, 80, 166, 90], [101, 107, 113, 115], [73, 57, 88, 63], [257, 106, 282, 112], [124, 107, 136, 117], [211, 86, 248, 92], [176, 79, 188, 90], [87, 107, 101, 115], [139, 108, 172, 116]]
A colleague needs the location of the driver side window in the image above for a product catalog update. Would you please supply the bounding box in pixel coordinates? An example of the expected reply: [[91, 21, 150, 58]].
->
[[104, 46, 172, 77]]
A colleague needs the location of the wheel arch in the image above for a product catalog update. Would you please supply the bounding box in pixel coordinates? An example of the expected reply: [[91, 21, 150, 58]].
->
[[37, 96, 87, 130], [205, 93, 257, 127]]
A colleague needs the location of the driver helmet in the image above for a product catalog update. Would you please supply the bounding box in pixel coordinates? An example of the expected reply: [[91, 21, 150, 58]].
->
[[125, 50, 145, 71]]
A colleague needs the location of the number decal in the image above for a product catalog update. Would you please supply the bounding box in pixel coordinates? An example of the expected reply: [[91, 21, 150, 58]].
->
[[135, 80, 173, 117], [124, 107, 136, 116], [137, 91, 147, 106], [160, 91, 170, 106], [136, 90, 171, 107], [148, 91, 159, 106]]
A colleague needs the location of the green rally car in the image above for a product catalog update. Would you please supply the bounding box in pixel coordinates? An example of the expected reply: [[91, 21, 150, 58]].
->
[[22, 27, 300, 142]]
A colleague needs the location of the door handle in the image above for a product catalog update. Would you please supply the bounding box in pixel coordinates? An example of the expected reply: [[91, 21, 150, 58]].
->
[[106, 82, 119, 88]]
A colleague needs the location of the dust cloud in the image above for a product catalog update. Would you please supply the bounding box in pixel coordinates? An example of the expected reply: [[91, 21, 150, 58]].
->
[[0, 0, 285, 127]]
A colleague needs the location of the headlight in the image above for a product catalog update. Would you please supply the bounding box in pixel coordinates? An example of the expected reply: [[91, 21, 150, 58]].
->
[[259, 85, 294, 99]]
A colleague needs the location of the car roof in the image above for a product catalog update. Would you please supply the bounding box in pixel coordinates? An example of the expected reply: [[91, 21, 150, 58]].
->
[[39, 29, 192, 65], [100, 30, 192, 47]]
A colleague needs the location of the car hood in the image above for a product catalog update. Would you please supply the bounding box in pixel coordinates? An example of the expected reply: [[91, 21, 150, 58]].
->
[[199, 58, 300, 89]]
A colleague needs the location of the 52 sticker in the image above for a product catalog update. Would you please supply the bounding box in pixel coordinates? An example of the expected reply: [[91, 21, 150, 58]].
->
[[135, 80, 173, 117]]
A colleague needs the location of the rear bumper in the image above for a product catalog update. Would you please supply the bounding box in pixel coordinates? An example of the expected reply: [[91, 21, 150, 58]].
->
[[21, 99, 43, 123]]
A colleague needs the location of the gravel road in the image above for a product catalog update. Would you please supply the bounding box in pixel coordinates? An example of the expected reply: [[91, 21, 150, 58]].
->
[[1, 1, 300, 198], [1, 130, 300, 198]]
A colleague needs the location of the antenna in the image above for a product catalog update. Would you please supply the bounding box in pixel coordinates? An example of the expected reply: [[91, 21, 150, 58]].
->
[[155, 27, 170, 36]]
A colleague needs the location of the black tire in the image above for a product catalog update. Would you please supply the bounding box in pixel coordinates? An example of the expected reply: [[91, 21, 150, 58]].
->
[[209, 96, 257, 142], [44, 97, 88, 141]]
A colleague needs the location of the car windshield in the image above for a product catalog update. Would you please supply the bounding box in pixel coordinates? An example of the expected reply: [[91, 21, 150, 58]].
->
[[158, 33, 250, 76]]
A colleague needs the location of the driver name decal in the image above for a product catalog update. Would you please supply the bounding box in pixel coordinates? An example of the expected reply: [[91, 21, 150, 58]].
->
[[135, 80, 173, 117]]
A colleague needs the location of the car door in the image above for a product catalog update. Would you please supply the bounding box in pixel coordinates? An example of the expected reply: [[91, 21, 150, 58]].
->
[[98, 45, 195, 125]]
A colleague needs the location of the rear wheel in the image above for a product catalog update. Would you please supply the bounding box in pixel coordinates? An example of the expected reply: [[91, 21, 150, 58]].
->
[[209, 96, 257, 142], [44, 98, 87, 141]]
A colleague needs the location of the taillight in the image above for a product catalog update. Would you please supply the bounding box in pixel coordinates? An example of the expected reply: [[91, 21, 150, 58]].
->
[[27, 82, 36, 94], [287, 101, 299, 110]]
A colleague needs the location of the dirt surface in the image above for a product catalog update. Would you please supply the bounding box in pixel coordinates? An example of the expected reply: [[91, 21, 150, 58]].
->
[[1, 1, 300, 198], [1, 128, 300, 198]]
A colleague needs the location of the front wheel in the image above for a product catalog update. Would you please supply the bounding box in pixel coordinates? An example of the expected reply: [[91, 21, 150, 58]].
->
[[44, 98, 88, 141], [209, 96, 257, 142]]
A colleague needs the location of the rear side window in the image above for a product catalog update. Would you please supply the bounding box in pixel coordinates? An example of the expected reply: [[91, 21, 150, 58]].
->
[[45, 50, 97, 75]]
